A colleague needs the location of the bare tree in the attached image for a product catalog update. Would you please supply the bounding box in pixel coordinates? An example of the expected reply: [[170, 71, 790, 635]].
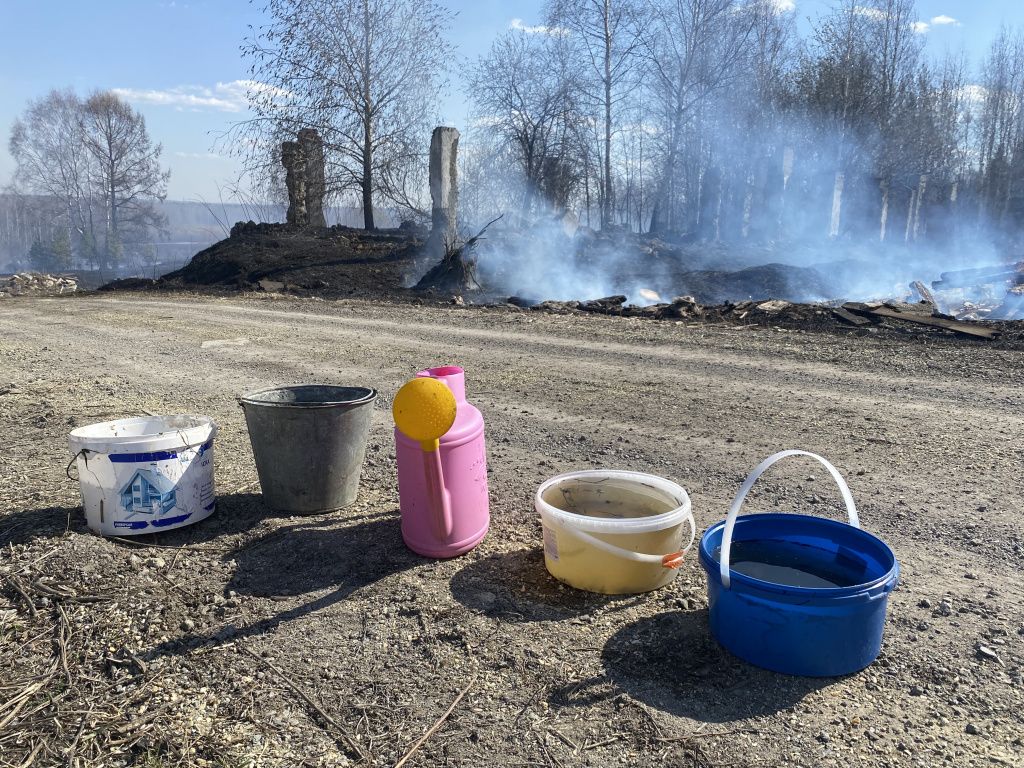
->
[[867, 0, 924, 181], [8, 89, 94, 260], [81, 91, 169, 267], [547, 0, 648, 228], [795, 1, 875, 169], [645, 0, 756, 235], [467, 29, 583, 216], [975, 26, 1024, 227], [8, 89, 167, 270], [236, 0, 454, 230]]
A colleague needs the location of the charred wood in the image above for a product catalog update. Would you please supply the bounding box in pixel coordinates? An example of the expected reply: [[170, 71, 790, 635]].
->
[[931, 263, 1024, 290], [842, 302, 1000, 339], [909, 280, 939, 310]]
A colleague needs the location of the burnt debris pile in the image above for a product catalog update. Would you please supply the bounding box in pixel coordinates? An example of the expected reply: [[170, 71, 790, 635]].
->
[[0, 272, 78, 298], [925, 262, 1024, 321], [155, 222, 421, 297], [508, 293, 1009, 340]]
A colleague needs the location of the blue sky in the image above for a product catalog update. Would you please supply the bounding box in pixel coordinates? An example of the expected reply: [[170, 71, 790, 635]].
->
[[0, 1, 1020, 201]]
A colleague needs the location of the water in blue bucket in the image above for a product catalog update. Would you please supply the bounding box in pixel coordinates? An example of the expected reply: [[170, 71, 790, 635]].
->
[[699, 451, 899, 677], [718, 539, 870, 589]]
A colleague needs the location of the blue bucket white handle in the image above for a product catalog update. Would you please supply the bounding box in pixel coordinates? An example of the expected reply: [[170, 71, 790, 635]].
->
[[699, 450, 899, 677]]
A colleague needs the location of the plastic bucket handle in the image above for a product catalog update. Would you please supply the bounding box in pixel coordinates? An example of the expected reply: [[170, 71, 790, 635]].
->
[[720, 450, 860, 590], [553, 499, 696, 569]]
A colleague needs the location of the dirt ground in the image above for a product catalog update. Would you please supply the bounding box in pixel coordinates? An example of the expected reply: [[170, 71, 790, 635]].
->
[[1, 292, 1022, 768]]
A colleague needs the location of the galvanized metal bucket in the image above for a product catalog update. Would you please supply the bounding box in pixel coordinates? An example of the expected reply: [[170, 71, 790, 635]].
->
[[239, 385, 377, 514]]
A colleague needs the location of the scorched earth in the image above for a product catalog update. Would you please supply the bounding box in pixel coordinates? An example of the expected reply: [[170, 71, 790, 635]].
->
[[0, 292, 1021, 768]]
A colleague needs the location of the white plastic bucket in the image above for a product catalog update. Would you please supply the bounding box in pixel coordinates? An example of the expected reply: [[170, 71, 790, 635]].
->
[[536, 470, 695, 595], [68, 415, 218, 536]]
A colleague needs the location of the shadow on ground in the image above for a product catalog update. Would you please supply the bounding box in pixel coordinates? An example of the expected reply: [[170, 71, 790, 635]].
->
[[0, 493, 275, 549], [449, 546, 644, 622], [0, 506, 82, 548], [602, 611, 833, 722], [143, 512, 419, 661], [123, 493, 274, 546], [226, 512, 416, 597]]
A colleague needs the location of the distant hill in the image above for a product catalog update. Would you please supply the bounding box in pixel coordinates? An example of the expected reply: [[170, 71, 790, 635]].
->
[[0, 196, 396, 276], [155, 200, 386, 240]]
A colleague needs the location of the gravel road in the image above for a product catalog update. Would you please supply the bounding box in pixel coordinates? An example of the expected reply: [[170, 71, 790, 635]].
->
[[1, 293, 1021, 767]]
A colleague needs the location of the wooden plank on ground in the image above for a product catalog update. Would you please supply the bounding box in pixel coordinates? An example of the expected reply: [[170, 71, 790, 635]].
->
[[832, 307, 872, 326], [842, 302, 1000, 339]]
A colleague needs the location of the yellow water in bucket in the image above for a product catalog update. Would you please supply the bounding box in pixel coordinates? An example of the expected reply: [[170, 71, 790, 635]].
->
[[536, 471, 694, 595]]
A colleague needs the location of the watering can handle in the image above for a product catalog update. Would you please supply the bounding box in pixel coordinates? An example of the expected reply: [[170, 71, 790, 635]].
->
[[556, 504, 696, 568], [720, 450, 860, 590]]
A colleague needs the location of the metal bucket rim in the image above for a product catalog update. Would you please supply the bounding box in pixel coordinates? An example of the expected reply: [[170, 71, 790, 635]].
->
[[238, 384, 377, 409], [699, 512, 899, 598]]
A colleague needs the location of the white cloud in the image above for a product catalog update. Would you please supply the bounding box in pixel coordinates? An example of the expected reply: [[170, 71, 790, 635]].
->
[[173, 151, 225, 160], [770, 0, 796, 13], [931, 15, 960, 27], [112, 80, 288, 113], [854, 6, 886, 21], [509, 18, 567, 37], [855, 6, 931, 34]]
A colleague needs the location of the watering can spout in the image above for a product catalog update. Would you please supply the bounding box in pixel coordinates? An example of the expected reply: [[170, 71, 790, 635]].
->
[[417, 365, 466, 402]]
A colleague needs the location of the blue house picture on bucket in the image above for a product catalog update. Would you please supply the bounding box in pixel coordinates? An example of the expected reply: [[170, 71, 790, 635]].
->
[[119, 469, 177, 516]]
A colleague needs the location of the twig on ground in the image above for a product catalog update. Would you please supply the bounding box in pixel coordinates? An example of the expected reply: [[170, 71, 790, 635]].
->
[[56, 604, 72, 684], [655, 727, 761, 743], [393, 672, 477, 768], [626, 697, 664, 738], [0, 677, 49, 719], [514, 684, 548, 724], [583, 735, 622, 750], [534, 730, 563, 768], [158, 572, 200, 602], [15, 741, 43, 767], [64, 715, 88, 767], [168, 544, 187, 571], [29, 579, 108, 603], [0, 692, 34, 731], [547, 728, 580, 754], [242, 647, 369, 764], [6, 576, 37, 618]]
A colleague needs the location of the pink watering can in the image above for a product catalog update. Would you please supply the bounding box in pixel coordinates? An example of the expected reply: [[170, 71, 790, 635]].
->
[[393, 366, 489, 558]]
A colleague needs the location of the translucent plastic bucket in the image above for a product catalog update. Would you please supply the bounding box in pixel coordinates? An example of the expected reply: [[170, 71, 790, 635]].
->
[[68, 415, 218, 536], [699, 450, 899, 677], [536, 470, 695, 595]]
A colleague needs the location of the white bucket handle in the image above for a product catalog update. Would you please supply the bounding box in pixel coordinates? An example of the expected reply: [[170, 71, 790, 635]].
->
[[720, 450, 860, 590], [555, 505, 696, 569]]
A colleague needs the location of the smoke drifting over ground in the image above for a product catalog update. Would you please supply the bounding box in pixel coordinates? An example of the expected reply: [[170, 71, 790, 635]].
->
[[455, 105, 1016, 308], [456, 176, 1016, 308], [453, 1, 1024, 309]]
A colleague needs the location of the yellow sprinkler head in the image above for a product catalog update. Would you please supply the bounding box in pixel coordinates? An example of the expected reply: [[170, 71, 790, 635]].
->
[[393, 377, 457, 452]]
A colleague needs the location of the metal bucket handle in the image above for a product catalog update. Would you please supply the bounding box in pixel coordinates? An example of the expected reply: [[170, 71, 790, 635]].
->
[[554, 502, 696, 569], [720, 450, 860, 589]]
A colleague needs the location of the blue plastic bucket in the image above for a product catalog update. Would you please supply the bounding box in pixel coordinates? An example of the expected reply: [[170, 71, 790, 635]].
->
[[699, 450, 899, 677]]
